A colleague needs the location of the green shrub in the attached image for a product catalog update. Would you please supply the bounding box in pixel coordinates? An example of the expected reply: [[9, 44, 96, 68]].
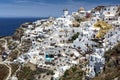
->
[[69, 32, 79, 42]]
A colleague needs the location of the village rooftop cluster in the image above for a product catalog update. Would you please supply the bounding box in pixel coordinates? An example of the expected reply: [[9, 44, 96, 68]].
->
[[1, 5, 120, 80]]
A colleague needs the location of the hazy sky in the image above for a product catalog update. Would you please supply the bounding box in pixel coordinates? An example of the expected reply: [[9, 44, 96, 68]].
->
[[0, 0, 119, 17]]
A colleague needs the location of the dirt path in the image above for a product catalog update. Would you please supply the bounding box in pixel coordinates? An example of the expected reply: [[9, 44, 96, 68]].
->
[[5, 64, 11, 80]]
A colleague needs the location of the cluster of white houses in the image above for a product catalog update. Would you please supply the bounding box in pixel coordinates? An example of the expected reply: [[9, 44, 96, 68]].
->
[[9, 5, 120, 80]]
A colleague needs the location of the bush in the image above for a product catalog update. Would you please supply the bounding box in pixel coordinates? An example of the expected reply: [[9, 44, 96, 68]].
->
[[60, 66, 84, 80], [69, 32, 79, 42], [63, 70, 69, 77], [46, 70, 54, 75]]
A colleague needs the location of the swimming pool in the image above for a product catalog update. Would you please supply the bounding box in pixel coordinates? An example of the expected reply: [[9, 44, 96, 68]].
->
[[45, 54, 54, 61]]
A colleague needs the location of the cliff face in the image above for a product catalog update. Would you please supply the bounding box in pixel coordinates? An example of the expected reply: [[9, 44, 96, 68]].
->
[[60, 42, 120, 80], [0, 64, 9, 80], [0, 23, 32, 61], [0, 39, 5, 55], [93, 42, 120, 80], [12, 28, 24, 41], [0, 20, 56, 80]]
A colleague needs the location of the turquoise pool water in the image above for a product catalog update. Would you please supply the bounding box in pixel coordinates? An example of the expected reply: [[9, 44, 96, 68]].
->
[[46, 58, 53, 61], [45, 54, 54, 61]]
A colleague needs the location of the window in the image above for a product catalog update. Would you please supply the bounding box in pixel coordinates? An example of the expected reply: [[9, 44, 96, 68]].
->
[[107, 12, 110, 14], [108, 8, 110, 11], [104, 8, 106, 11], [97, 19, 100, 21], [113, 8, 115, 10], [91, 56, 94, 61], [74, 45, 76, 47]]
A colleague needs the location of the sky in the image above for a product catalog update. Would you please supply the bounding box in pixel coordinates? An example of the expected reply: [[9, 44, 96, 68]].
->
[[0, 0, 120, 17]]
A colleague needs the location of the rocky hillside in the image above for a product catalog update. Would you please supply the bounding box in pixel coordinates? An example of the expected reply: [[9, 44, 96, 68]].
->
[[93, 42, 120, 80], [60, 42, 120, 80], [0, 5, 120, 80]]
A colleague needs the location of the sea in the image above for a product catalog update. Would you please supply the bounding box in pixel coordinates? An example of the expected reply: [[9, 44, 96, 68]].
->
[[0, 17, 47, 37]]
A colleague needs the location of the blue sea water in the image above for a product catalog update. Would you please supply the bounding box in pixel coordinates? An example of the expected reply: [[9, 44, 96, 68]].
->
[[0, 17, 47, 36]]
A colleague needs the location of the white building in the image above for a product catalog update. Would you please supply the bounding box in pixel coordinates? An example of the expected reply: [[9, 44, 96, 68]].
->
[[78, 7, 86, 18], [63, 9, 69, 17], [101, 6, 118, 20]]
